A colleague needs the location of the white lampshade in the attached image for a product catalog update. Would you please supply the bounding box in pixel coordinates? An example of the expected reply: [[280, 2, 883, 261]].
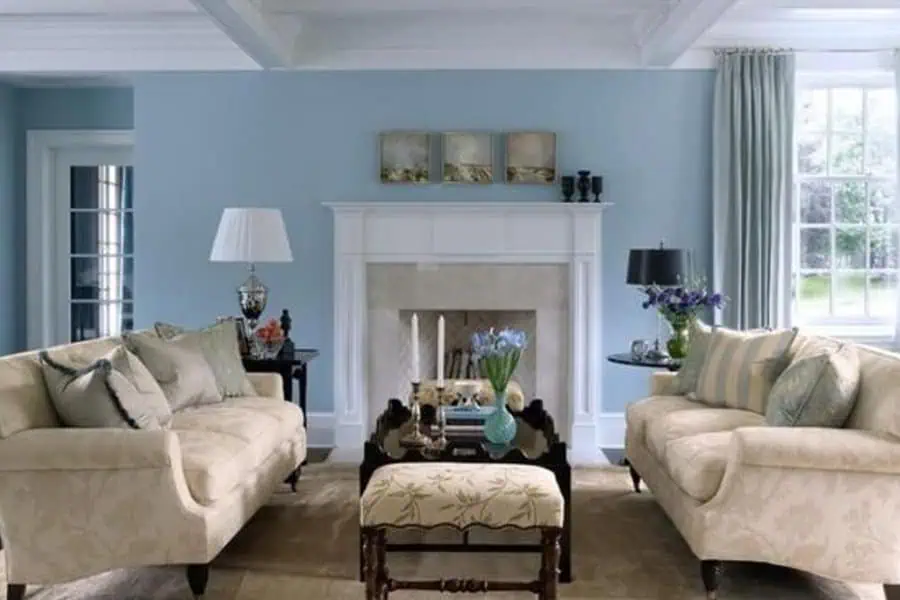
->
[[209, 208, 293, 263]]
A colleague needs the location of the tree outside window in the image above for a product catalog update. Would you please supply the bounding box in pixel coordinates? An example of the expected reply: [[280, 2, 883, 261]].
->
[[794, 86, 898, 332]]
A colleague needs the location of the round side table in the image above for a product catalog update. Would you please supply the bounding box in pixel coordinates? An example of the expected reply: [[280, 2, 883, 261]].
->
[[607, 352, 681, 372]]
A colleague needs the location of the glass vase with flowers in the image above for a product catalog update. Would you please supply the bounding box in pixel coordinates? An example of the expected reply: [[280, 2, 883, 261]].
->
[[639, 279, 726, 359], [471, 328, 528, 445]]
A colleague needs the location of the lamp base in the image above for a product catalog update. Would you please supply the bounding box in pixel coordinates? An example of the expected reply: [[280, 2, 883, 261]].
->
[[238, 265, 268, 330]]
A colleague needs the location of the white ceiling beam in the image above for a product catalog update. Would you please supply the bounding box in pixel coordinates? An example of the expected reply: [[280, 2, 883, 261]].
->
[[640, 0, 740, 66], [188, 0, 294, 68], [262, 0, 666, 12]]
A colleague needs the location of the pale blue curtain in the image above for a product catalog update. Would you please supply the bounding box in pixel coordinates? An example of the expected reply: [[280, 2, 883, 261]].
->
[[712, 51, 796, 330]]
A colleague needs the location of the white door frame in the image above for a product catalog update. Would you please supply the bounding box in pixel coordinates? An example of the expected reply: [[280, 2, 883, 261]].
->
[[26, 130, 135, 349]]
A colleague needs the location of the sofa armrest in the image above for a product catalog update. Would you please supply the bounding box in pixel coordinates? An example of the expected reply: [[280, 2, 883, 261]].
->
[[732, 426, 900, 475], [0, 428, 179, 471], [650, 371, 679, 396], [0, 429, 207, 584], [247, 372, 284, 400]]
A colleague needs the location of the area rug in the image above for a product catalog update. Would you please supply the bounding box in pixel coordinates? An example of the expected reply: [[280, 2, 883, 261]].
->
[[2, 463, 883, 599]]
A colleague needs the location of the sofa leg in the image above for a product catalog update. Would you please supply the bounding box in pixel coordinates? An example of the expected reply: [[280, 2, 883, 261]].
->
[[701, 560, 723, 599], [186, 564, 209, 598], [885, 584, 900, 600], [7, 584, 25, 600], [286, 467, 300, 492], [627, 463, 641, 493]]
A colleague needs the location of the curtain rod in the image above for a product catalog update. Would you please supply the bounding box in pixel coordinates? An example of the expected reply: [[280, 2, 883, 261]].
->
[[714, 47, 897, 55]]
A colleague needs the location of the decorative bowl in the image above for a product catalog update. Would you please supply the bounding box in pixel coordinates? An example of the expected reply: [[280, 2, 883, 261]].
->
[[252, 337, 284, 359]]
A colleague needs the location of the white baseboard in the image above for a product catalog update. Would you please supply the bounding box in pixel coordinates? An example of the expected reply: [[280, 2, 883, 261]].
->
[[598, 412, 625, 449], [306, 412, 335, 448]]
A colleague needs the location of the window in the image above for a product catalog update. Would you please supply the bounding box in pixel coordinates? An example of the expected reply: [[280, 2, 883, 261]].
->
[[793, 86, 898, 337], [69, 165, 134, 342]]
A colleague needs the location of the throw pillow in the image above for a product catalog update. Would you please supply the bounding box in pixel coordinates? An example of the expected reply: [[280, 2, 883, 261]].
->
[[694, 327, 798, 414], [123, 331, 221, 411], [40, 345, 172, 429], [671, 320, 713, 396], [154, 320, 255, 397], [765, 345, 861, 428]]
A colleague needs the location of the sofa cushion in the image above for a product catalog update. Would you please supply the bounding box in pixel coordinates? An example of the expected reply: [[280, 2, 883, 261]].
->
[[123, 331, 221, 412], [663, 431, 733, 502], [171, 397, 303, 505], [625, 396, 704, 443], [671, 320, 713, 395], [766, 344, 861, 428], [155, 321, 256, 398], [645, 407, 764, 463], [39, 345, 172, 430], [695, 327, 798, 414]]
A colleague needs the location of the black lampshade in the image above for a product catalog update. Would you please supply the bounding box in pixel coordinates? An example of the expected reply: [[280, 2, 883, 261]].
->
[[626, 247, 687, 286]]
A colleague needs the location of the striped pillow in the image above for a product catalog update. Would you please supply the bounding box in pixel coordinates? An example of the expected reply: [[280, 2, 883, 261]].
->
[[695, 327, 798, 414]]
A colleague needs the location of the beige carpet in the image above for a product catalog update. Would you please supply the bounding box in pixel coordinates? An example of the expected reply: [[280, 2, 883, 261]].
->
[[2, 463, 884, 599]]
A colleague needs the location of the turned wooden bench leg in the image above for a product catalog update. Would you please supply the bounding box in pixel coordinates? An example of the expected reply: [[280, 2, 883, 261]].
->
[[884, 584, 900, 600], [541, 527, 562, 600], [701, 560, 724, 600], [362, 527, 380, 600]]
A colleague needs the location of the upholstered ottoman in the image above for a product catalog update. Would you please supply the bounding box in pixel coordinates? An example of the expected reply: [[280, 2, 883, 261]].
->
[[359, 462, 565, 599]]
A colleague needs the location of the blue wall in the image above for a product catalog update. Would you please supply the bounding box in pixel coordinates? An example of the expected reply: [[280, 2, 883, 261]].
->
[[0, 85, 15, 355], [10, 87, 133, 350], [134, 71, 714, 414]]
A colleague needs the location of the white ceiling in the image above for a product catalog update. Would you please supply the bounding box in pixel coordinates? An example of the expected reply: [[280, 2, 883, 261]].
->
[[0, 0, 897, 76]]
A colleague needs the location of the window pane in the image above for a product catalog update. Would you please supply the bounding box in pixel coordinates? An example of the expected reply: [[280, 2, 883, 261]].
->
[[869, 227, 899, 269], [797, 132, 827, 174], [800, 228, 831, 268], [866, 88, 897, 135], [69, 166, 133, 210], [70, 301, 133, 342], [70, 211, 133, 256], [832, 88, 864, 131], [798, 89, 828, 133], [870, 181, 898, 225], [834, 272, 865, 316], [829, 134, 864, 175], [71, 257, 134, 301], [834, 181, 866, 224], [865, 128, 898, 177], [870, 272, 898, 318], [799, 181, 831, 224], [835, 227, 866, 268], [798, 273, 831, 317]]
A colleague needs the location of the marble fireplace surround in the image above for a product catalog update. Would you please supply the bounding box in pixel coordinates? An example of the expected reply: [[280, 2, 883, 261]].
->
[[327, 201, 611, 464]]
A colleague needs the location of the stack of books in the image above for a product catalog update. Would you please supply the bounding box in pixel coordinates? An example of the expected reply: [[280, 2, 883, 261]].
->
[[440, 406, 495, 437]]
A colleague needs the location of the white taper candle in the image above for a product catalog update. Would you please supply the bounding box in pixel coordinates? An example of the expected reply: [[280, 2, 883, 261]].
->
[[437, 314, 445, 387], [411, 313, 420, 382]]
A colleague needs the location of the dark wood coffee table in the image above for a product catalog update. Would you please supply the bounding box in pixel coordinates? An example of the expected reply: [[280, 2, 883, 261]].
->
[[358, 398, 573, 583]]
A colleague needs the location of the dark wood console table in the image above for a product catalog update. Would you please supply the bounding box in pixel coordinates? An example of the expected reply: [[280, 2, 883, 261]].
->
[[242, 348, 319, 428]]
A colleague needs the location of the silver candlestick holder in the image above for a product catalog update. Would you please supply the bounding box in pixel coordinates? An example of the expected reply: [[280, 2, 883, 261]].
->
[[402, 381, 429, 447]]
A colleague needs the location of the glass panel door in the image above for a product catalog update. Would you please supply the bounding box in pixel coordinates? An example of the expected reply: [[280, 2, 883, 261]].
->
[[56, 148, 134, 342]]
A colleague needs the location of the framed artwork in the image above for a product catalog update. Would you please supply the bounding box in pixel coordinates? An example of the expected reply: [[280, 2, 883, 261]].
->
[[380, 131, 431, 183], [505, 132, 557, 184], [442, 132, 493, 184]]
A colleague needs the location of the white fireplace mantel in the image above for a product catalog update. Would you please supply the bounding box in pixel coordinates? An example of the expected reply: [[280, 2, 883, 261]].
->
[[327, 201, 612, 464]]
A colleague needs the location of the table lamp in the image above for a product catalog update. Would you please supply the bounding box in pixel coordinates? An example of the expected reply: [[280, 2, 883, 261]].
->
[[626, 243, 687, 360], [210, 208, 293, 331]]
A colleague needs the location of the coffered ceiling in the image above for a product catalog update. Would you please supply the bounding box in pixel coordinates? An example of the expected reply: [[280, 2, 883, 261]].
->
[[0, 0, 897, 74]]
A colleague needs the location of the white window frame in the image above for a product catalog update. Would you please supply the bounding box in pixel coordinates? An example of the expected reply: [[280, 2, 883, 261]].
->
[[26, 130, 135, 349], [792, 75, 899, 343]]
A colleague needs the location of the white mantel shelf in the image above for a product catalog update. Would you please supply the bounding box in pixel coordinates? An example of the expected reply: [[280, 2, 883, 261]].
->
[[327, 200, 612, 464]]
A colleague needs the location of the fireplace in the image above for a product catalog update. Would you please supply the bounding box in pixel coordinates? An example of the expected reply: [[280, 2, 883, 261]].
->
[[328, 201, 611, 464]]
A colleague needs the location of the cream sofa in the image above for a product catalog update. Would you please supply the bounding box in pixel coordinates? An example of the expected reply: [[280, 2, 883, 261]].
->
[[625, 332, 900, 600], [0, 335, 307, 599]]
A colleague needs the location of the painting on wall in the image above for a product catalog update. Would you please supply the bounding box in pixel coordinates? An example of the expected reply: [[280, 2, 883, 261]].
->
[[442, 132, 493, 184], [505, 132, 557, 184], [380, 132, 431, 183]]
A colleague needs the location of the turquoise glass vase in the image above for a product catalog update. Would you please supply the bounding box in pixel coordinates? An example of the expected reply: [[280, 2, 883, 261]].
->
[[484, 389, 517, 445]]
